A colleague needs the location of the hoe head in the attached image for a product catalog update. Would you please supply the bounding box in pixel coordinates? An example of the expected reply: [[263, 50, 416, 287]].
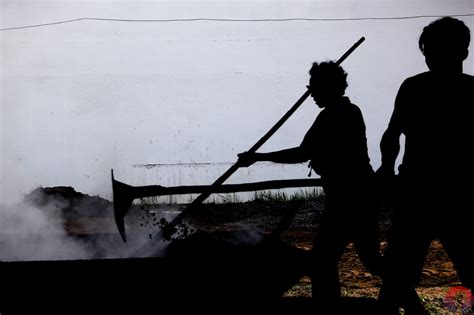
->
[[111, 169, 135, 242]]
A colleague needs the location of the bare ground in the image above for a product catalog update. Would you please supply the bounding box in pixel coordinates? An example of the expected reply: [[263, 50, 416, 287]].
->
[[59, 196, 471, 314], [170, 199, 470, 314]]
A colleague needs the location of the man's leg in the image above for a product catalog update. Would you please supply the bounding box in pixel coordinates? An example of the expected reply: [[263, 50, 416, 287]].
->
[[312, 212, 349, 311], [440, 193, 473, 290], [353, 193, 383, 277], [378, 198, 433, 315]]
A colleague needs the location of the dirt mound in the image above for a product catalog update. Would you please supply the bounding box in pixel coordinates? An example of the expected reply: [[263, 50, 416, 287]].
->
[[24, 186, 112, 218]]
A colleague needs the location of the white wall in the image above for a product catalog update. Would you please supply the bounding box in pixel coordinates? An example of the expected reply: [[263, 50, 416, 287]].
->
[[1, 0, 473, 203]]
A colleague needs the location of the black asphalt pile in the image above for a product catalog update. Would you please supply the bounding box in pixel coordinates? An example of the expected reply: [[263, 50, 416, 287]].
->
[[24, 186, 112, 218]]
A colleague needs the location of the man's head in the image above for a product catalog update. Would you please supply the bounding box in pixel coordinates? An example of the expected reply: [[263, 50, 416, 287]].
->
[[308, 61, 348, 108], [419, 17, 470, 74]]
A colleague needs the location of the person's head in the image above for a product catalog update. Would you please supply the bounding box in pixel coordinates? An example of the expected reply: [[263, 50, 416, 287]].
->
[[308, 61, 348, 108], [419, 17, 470, 74]]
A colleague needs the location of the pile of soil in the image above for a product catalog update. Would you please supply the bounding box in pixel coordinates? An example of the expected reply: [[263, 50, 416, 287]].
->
[[24, 186, 112, 218]]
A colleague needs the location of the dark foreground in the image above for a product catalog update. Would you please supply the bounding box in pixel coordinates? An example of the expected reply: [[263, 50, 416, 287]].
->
[[1, 187, 466, 314], [0, 231, 383, 314]]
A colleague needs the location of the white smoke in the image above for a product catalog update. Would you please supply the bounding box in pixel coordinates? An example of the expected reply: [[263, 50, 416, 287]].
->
[[0, 202, 92, 261], [0, 189, 171, 261], [0, 185, 269, 262]]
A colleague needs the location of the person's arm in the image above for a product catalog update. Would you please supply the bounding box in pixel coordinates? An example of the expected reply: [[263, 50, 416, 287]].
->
[[238, 114, 320, 168], [237, 147, 309, 167], [378, 127, 401, 176], [377, 81, 407, 176]]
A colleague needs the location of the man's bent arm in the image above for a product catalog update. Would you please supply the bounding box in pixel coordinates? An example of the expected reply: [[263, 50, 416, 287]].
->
[[378, 79, 409, 175], [379, 127, 401, 175], [256, 147, 309, 164]]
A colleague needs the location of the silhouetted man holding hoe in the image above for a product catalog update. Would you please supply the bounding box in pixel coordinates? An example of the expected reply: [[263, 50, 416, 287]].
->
[[238, 61, 381, 311], [377, 17, 474, 314]]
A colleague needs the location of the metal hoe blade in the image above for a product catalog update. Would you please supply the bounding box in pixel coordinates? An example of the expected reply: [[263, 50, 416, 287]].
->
[[112, 169, 134, 242]]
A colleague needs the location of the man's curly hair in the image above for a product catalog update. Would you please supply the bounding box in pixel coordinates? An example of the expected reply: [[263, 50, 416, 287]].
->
[[309, 61, 348, 96]]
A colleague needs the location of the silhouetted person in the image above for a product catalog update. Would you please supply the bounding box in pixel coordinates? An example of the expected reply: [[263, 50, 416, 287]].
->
[[238, 61, 381, 311], [377, 17, 474, 314]]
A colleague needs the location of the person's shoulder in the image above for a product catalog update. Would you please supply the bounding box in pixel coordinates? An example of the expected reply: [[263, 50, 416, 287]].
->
[[349, 103, 363, 115], [402, 72, 430, 85], [343, 97, 364, 116], [461, 73, 474, 82], [459, 74, 474, 95], [396, 72, 430, 94]]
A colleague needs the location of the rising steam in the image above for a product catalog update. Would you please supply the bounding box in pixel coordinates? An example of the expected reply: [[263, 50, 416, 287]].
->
[[0, 202, 92, 261], [0, 186, 170, 261]]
